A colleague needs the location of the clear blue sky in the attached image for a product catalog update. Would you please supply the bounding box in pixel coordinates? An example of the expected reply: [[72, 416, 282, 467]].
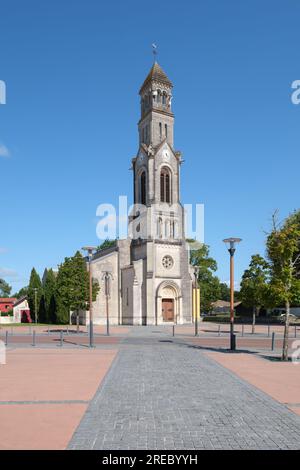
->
[[0, 0, 299, 293]]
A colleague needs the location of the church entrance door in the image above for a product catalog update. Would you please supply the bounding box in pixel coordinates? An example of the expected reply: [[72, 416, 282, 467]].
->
[[162, 299, 174, 322]]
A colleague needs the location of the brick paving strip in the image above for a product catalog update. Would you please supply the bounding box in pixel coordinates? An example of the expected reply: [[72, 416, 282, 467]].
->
[[68, 326, 300, 450], [0, 348, 118, 449], [0, 400, 89, 405]]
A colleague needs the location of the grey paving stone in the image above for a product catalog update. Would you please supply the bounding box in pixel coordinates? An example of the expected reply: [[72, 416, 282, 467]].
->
[[68, 326, 300, 450]]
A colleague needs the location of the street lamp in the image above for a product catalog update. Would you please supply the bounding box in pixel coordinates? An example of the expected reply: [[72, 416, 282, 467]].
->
[[223, 237, 242, 351], [102, 270, 113, 336], [82, 246, 97, 348], [193, 266, 200, 336]]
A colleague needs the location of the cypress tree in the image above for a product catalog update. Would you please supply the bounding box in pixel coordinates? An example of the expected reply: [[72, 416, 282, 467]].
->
[[44, 268, 57, 324], [27, 268, 43, 323]]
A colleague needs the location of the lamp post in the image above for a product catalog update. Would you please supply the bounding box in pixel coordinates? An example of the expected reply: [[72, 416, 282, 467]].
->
[[82, 246, 97, 348], [194, 266, 200, 336], [33, 288, 38, 324], [223, 237, 242, 351], [102, 270, 113, 336]]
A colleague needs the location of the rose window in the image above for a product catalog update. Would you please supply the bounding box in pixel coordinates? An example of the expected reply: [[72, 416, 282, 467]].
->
[[162, 255, 174, 269]]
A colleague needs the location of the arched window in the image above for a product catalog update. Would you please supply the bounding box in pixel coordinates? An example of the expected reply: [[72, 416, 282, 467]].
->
[[157, 217, 163, 238], [170, 220, 175, 238], [159, 122, 162, 140], [160, 167, 171, 203], [162, 93, 166, 105], [165, 219, 170, 238], [165, 124, 168, 138], [140, 171, 146, 205], [157, 90, 161, 103]]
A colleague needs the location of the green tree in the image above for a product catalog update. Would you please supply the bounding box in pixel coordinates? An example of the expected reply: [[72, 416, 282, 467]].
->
[[96, 239, 117, 251], [240, 254, 269, 333], [12, 286, 28, 298], [285, 209, 300, 279], [219, 282, 230, 301], [188, 241, 221, 312], [266, 213, 300, 360], [0, 278, 12, 297], [56, 257, 73, 324], [43, 269, 57, 324], [56, 251, 100, 326], [27, 268, 43, 323]]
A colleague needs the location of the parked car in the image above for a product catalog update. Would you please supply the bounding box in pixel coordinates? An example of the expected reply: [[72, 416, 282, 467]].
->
[[279, 313, 297, 322]]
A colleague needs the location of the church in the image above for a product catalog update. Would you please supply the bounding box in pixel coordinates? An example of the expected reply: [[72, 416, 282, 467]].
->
[[88, 62, 194, 325]]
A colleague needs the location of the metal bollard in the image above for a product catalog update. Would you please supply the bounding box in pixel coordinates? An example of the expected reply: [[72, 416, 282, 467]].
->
[[218, 325, 221, 336], [5, 330, 8, 346], [172, 325, 175, 337], [59, 330, 63, 347], [67, 325, 69, 336], [268, 325, 270, 337], [231, 333, 236, 351], [32, 330, 36, 347], [242, 325, 244, 337], [271, 332, 275, 351]]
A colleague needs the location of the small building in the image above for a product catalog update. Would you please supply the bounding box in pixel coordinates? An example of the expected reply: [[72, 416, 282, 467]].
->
[[0, 298, 17, 314], [13, 296, 31, 323], [0, 297, 17, 324], [212, 300, 241, 314], [0, 296, 31, 324]]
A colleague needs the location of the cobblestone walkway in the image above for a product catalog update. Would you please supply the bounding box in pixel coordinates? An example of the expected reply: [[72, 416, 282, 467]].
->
[[68, 327, 300, 449]]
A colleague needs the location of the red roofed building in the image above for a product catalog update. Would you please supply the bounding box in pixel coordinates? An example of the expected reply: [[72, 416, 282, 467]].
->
[[0, 298, 17, 313]]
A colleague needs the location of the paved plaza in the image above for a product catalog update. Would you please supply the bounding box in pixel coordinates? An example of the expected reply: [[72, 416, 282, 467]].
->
[[68, 326, 300, 450], [1, 324, 300, 449]]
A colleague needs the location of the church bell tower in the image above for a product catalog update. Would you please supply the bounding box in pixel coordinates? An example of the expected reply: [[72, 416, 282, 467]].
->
[[127, 61, 193, 325]]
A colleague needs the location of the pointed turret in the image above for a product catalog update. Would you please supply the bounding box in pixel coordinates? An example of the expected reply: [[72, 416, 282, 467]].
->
[[139, 62, 173, 94], [138, 62, 174, 148]]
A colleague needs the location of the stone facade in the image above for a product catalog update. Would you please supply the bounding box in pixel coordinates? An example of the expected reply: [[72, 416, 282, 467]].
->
[[88, 62, 194, 326]]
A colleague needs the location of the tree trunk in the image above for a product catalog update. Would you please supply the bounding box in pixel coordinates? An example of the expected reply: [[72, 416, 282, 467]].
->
[[252, 306, 256, 334], [282, 301, 290, 361], [76, 310, 79, 334]]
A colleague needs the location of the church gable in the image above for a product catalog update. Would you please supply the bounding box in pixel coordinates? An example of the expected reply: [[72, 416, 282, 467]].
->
[[154, 141, 178, 171]]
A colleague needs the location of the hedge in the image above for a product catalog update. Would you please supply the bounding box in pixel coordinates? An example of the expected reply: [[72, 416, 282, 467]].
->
[[1, 309, 13, 317]]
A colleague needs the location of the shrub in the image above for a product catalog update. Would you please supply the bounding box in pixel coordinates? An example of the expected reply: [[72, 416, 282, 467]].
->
[[1, 309, 13, 317]]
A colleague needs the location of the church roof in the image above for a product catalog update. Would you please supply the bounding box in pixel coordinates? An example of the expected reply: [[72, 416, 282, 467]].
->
[[139, 62, 172, 93]]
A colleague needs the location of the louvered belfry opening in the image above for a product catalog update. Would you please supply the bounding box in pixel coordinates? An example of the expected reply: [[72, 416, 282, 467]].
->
[[160, 167, 171, 203]]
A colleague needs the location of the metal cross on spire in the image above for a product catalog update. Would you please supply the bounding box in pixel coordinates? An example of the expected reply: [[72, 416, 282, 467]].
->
[[152, 43, 157, 62]]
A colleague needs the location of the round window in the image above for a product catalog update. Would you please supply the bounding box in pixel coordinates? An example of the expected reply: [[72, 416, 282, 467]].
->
[[162, 255, 174, 269]]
